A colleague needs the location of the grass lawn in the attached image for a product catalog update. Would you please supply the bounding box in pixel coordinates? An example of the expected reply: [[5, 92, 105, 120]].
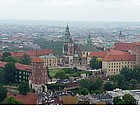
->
[[49, 68, 92, 78], [49, 68, 63, 78]]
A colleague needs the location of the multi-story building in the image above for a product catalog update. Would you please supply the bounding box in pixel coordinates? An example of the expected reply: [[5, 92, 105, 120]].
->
[[135, 45, 140, 66], [102, 50, 136, 75], [29, 58, 48, 91], [39, 54, 57, 68], [0, 49, 53, 60], [0, 61, 32, 83]]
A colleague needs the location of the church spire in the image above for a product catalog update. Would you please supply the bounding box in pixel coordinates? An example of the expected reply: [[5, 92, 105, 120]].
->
[[64, 23, 73, 43], [87, 32, 92, 45]]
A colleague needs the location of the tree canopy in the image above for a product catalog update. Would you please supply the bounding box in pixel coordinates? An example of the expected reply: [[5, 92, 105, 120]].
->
[[0, 84, 7, 102], [3, 97, 23, 105], [90, 56, 102, 70], [21, 54, 31, 65], [18, 82, 30, 95], [113, 94, 137, 105], [2, 52, 11, 61], [4, 62, 16, 84]]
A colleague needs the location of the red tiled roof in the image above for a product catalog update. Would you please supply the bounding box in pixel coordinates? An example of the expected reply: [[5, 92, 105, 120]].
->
[[15, 63, 32, 71], [103, 52, 136, 62], [10, 49, 53, 58], [32, 57, 44, 63], [89, 51, 108, 58], [113, 43, 139, 51], [106, 49, 125, 56], [0, 61, 32, 71], [0, 61, 7, 68], [8, 93, 38, 105]]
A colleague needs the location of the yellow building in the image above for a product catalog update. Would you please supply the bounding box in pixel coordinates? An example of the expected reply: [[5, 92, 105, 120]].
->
[[39, 54, 57, 68], [61, 95, 78, 105], [102, 51, 136, 76]]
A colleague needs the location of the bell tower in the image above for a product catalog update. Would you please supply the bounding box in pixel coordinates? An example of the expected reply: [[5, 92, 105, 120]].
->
[[63, 24, 74, 55]]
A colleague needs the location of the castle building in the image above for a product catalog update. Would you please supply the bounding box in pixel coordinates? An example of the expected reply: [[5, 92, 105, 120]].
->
[[63, 24, 75, 56], [39, 54, 57, 68], [29, 58, 48, 91], [135, 45, 140, 66], [62, 24, 80, 66], [102, 50, 136, 76]]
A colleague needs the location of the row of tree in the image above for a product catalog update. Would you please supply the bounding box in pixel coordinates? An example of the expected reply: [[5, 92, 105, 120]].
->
[[2, 52, 31, 65], [109, 67, 140, 90], [79, 78, 104, 95], [0, 82, 30, 104], [34, 38, 63, 55]]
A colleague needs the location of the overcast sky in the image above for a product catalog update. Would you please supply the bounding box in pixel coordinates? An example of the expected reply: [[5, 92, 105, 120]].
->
[[0, 0, 140, 21]]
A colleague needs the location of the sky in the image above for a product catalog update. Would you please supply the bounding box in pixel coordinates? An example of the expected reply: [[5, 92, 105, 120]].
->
[[0, 0, 140, 21]]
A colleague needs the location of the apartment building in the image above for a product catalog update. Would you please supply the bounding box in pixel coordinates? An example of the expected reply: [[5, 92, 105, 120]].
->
[[102, 51, 136, 76], [39, 54, 57, 68]]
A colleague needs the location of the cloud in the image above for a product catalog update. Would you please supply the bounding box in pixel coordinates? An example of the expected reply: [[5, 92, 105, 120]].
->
[[0, 0, 140, 21]]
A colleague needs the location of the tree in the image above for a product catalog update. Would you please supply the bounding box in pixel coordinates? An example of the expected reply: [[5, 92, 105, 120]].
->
[[90, 56, 102, 70], [5, 56, 17, 63], [104, 82, 114, 91], [130, 79, 138, 90], [18, 82, 30, 95], [0, 69, 5, 84], [80, 79, 90, 89], [3, 62, 16, 84], [113, 94, 137, 105], [113, 96, 124, 105], [120, 67, 133, 81], [2, 52, 11, 61], [109, 75, 118, 85], [54, 72, 68, 80], [3, 97, 23, 105], [117, 74, 127, 89], [79, 88, 89, 95], [122, 94, 137, 105], [21, 54, 31, 65], [0, 84, 7, 102]]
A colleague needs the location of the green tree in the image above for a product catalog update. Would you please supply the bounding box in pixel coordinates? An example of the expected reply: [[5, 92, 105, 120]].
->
[[5, 56, 17, 63], [90, 56, 102, 70], [54, 72, 68, 80], [117, 74, 127, 89], [0, 69, 5, 84], [80, 79, 90, 89], [130, 79, 138, 90], [109, 75, 118, 85], [34, 38, 63, 55], [120, 67, 133, 81], [4, 62, 16, 84], [79, 88, 89, 95], [0, 84, 7, 102], [104, 82, 114, 91], [113, 96, 124, 105], [21, 54, 31, 65], [2, 52, 11, 61], [122, 94, 137, 105], [3, 97, 23, 105], [113, 94, 137, 105], [133, 66, 140, 82], [18, 82, 30, 95], [47, 83, 65, 91]]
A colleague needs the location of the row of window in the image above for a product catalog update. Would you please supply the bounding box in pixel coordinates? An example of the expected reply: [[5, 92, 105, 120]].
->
[[109, 62, 134, 65], [109, 65, 134, 68]]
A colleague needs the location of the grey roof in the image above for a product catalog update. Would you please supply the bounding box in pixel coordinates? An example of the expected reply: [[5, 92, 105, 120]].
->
[[80, 45, 98, 52], [40, 54, 57, 59]]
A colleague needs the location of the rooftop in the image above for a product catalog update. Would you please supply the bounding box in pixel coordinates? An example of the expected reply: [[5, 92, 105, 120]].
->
[[8, 93, 38, 105], [32, 57, 44, 63]]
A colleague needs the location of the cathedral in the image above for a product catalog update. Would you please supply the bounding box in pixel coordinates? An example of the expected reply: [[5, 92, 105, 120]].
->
[[62, 24, 82, 66], [61, 24, 97, 67]]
